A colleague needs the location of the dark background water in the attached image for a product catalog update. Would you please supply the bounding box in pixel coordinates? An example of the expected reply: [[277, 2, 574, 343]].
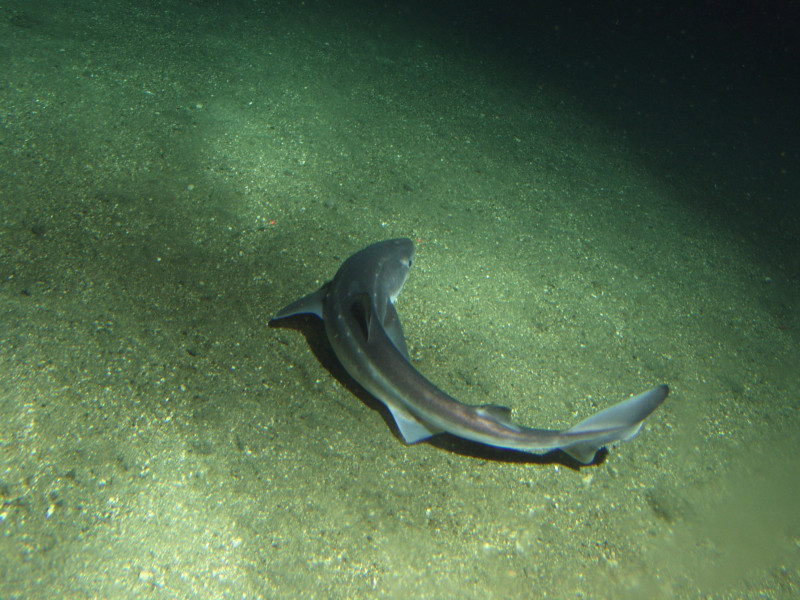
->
[[417, 0, 800, 256]]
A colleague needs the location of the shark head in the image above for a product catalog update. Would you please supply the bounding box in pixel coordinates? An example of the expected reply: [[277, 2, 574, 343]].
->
[[376, 238, 415, 303]]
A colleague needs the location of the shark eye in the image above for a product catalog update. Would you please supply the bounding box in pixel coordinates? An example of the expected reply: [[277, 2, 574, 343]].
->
[[407, 258, 413, 267]]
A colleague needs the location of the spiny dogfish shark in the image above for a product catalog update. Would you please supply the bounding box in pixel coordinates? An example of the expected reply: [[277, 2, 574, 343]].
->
[[272, 238, 668, 464]]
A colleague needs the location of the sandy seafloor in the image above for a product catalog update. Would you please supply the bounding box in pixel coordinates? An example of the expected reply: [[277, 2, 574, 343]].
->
[[1, 0, 799, 598]]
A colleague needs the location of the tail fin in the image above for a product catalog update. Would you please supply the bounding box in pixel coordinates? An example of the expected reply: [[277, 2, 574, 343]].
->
[[559, 385, 669, 464]]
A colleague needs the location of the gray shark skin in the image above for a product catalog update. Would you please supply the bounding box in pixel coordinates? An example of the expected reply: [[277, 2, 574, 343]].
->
[[272, 238, 668, 464]]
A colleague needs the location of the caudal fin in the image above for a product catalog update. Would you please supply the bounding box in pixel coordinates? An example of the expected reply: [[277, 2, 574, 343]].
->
[[559, 385, 669, 464]]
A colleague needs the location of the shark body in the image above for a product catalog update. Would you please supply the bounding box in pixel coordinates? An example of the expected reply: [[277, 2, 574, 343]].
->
[[273, 238, 668, 464]]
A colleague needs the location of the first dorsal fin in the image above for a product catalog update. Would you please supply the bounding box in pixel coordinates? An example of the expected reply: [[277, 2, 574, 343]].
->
[[348, 293, 376, 341]]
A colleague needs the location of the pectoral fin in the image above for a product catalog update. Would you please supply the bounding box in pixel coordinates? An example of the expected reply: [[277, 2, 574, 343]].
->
[[272, 284, 329, 320], [385, 402, 441, 443]]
